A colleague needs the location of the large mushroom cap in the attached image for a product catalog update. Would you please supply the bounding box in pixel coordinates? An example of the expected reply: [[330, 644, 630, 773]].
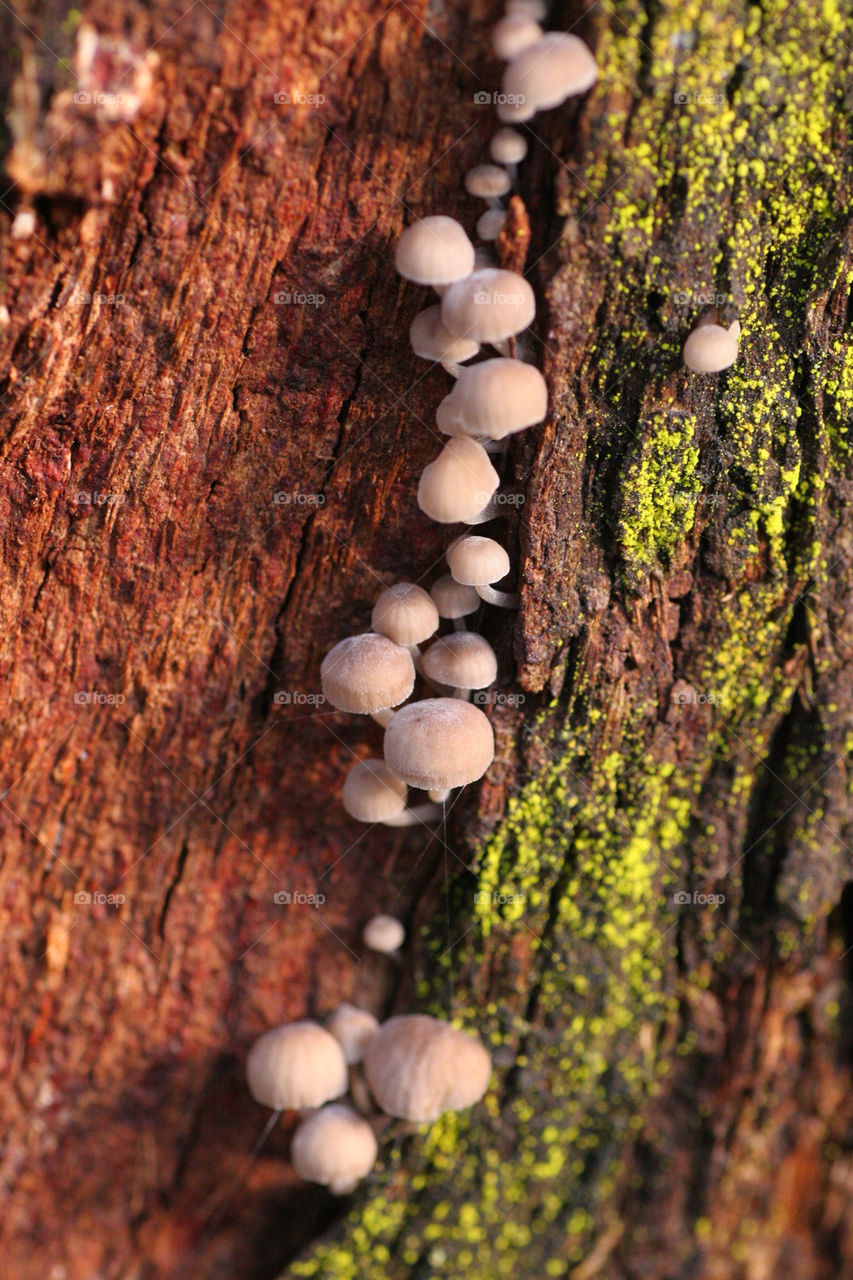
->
[[447, 535, 511, 587], [409, 305, 480, 365], [395, 215, 476, 286], [499, 32, 598, 123], [321, 634, 415, 714], [417, 437, 499, 524], [291, 1104, 378, 1194], [383, 697, 494, 790], [422, 632, 498, 690], [437, 357, 548, 440], [364, 1014, 492, 1123], [372, 582, 439, 647], [682, 321, 739, 372], [440, 268, 535, 343], [326, 1003, 379, 1065], [342, 758, 408, 823], [246, 1021, 348, 1111]]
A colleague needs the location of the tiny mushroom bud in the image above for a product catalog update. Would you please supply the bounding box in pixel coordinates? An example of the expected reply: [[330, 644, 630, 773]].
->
[[430, 574, 480, 628], [321, 634, 415, 727], [476, 208, 507, 242], [448, 534, 517, 608], [326, 1003, 379, 1065], [499, 32, 598, 122], [342, 758, 440, 828], [364, 1014, 492, 1123], [291, 1103, 378, 1194], [492, 12, 542, 60], [417, 437, 499, 525], [409, 304, 480, 377], [422, 631, 498, 698], [464, 164, 511, 203], [246, 1021, 348, 1111], [372, 582, 439, 648], [441, 268, 536, 346], [395, 215, 476, 287], [363, 913, 406, 953], [682, 319, 740, 372], [383, 697, 495, 791], [437, 357, 547, 440], [490, 126, 528, 166]]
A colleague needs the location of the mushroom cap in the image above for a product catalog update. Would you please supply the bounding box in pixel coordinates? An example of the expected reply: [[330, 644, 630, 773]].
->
[[464, 164, 511, 199], [246, 1021, 348, 1111], [372, 582, 440, 646], [490, 126, 528, 165], [291, 1104, 378, 1194], [409, 305, 480, 365], [682, 321, 739, 372], [441, 268, 536, 343], [492, 12, 542, 60], [430, 574, 480, 619], [499, 32, 598, 123], [417, 437, 499, 524], [422, 632, 498, 690], [364, 1014, 492, 1123], [321, 634, 415, 714], [437, 357, 548, 440], [476, 208, 507, 242], [383, 697, 495, 790], [505, 0, 547, 17], [342, 758, 408, 822], [395, 216, 476, 286], [363, 913, 406, 953], [447, 535, 511, 587], [326, 1003, 379, 1064]]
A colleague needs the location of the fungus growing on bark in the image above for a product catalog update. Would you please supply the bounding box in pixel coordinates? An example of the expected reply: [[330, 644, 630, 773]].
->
[[682, 318, 740, 372], [492, 12, 542, 60], [490, 126, 528, 166], [326, 1003, 379, 1065], [422, 631, 498, 698], [363, 913, 406, 954], [440, 268, 535, 346], [409, 305, 480, 377], [321, 634, 415, 727], [363, 1014, 492, 1123], [372, 583, 439, 649], [383, 697, 495, 794], [447, 534, 517, 607], [430, 574, 480, 628], [395, 215, 476, 288], [499, 32, 598, 122], [246, 1022, 348, 1111], [342, 758, 440, 827], [437, 357, 547, 440], [476, 208, 508, 242], [464, 163, 511, 203], [291, 1104, 378, 1194], [417, 437, 500, 525]]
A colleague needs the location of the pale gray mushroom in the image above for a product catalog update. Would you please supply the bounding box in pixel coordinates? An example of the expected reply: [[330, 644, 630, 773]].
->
[[682, 319, 740, 372], [430, 574, 480, 629], [505, 0, 547, 17], [321, 633, 415, 728], [291, 1104, 378, 1194], [363, 1014, 492, 1123], [326, 1003, 379, 1065], [246, 1022, 348, 1111], [383, 697, 495, 795], [464, 164, 511, 208], [417, 437, 500, 525], [492, 12, 542, 60], [437, 357, 547, 441], [490, 126, 528, 167], [499, 32, 598, 123], [395, 215, 475, 289], [342, 758, 440, 828], [447, 535, 517, 608], [422, 632, 498, 699], [440, 268, 535, 348], [372, 582, 439, 648], [363, 913, 405, 953], [409, 304, 480, 377], [476, 208, 507, 242]]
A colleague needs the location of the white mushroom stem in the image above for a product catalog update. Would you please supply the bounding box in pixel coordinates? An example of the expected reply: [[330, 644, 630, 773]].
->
[[371, 707, 396, 728], [381, 802, 443, 827], [477, 584, 518, 608], [406, 644, 425, 675], [452, 617, 469, 631], [465, 495, 501, 525], [452, 687, 472, 701], [486, 195, 504, 211], [428, 787, 452, 803], [478, 437, 510, 456], [491, 338, 512, 357], [440, 359, 466, 379]]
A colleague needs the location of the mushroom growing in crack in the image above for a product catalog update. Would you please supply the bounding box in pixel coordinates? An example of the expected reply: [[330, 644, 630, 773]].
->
[[326, 1003, 379, 1065], [363, 913, 406, 954], [447, 534, 517, 608], [430, 574, 481, 630], [464, 163, 511, 208], [490, 126, 528, 170], [342, 758, 440, 827], [437, 356, 548, 443], [383, 696, 495, 802], [682, 317, 740, 372], [421, 631, 498, 699], [476, 208, 508, 243], [417, 436, 500, 525], [492, 11, 543, 60], [395, 215, 476, 293], [291, 1104, 378, 1194], [440, 267, 535, 354], [499, 31, 598, 123], [371, 582, 439, 671], [409, 304, 480, 377], [363, 1014, 492, 1123], [246, 1022, 348, 1112], [321, 633, 415, 727]]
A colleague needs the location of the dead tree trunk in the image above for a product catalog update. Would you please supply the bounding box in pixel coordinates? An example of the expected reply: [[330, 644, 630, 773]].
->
[[2, 1, 853, 1278]]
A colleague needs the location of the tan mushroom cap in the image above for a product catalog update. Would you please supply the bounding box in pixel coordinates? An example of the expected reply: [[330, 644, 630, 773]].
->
[[464, 164, 511, 199], [476, 208, 507, 242], [372, 582, 439, 646], [364, 1014, 492, 1123], [492, 12, 542, 60], [505, 0, 547, 17], [395, 215, 476, 286], [682, 320, 740, 372], [326, 1003, 379, 1065], [363, 913, 405, 953], [383, 697, 495, 790], [490, 126, 528, 165], [447, 535, 511, 587], [417, 437, 499, 524], [422, 632, 498, 690], [430, 574, 480, 619], [291, 1104, 378, 1194], [441, 268, 536, 343], [437, 357, 548, 439], [409, 305, 480, 365], [321, 634, 415, 714], [499, 32, 598, 123], [342, 758, 408, 822], [246, 1021, 348, 1111]]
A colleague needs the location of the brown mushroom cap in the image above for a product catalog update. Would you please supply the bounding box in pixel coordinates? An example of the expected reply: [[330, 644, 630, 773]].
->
[[372, 582, 439, 646], [342, 758, 408, 822], [383, 697, 495, 790], [464, 164, 511, 199], [417, 437, 499, 524], [682, 321, 739, 372], [291, 1104, 378, 1194], [321, 634, 415, 714], [326, 1003, 379, 1065], [364, 1014, 492, 1123], [490, 126, 528, 165], [437, 357, 548, 439], [246, 1021, 348, 1111], [422, 632, 498, 690], [395, 216, 476, 286], [447, 535, 511, 587], [499, 32, 598, 123], [440, 268, 536, 343], [430, 574, 480, 619], [409, 305, 480, 365]]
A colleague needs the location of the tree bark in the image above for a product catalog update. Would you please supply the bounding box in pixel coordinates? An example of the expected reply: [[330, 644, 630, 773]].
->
[[2, 1, 853, 1278]]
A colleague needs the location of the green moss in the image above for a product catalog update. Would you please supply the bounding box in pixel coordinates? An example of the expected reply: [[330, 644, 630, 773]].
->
[[617, 411, 700, 579]]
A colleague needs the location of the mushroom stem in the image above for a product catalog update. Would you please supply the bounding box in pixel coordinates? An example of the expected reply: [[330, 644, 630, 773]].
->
[[477, 436, 510, 456], [465, 495, 500, 525], [486, 195, 504, 211], [451, 687, 472, 701], [451, 617, 468, 631], [406, 644, 425, 676], [477, 584, 518, 608], [428, 788, 452, 803], [440, 359, 466, 379], [371, 707, 396, 728], [491, 338, 512, 357], [381, 802, 443, 827]]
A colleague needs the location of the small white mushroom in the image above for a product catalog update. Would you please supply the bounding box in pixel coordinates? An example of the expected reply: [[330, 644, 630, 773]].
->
[[440, 268, 535, 346], [437, 357, 547, 441], [321, 633, 415, 727], [490, 127, 528, 167], [430, 575, 480, 630], [409, 304, 480, 377], [417, 437, 500, 525], [395, 215, 476, 288], [383, 697, 495, 792], [464, 164, 511, 207], [363, 913, 406, 953], [682, 319, 740, 372], [326, 1003, 379, 1065], [476, 208, 508, 242], [492, 12, 542, 60], [291, 1104, 378, 1194], [372, 582, 439, 648], [363, 1014, 492, 1123], [246, 1022, 348, 1111], [422, 632, 498, 699], [499, 32, 598, 123], [447, 535, 517, 608], [342, 758, 440, 828]]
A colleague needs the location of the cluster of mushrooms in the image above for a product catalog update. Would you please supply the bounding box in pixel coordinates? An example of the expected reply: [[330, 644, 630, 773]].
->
[[249, 0, 742, 1199]]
